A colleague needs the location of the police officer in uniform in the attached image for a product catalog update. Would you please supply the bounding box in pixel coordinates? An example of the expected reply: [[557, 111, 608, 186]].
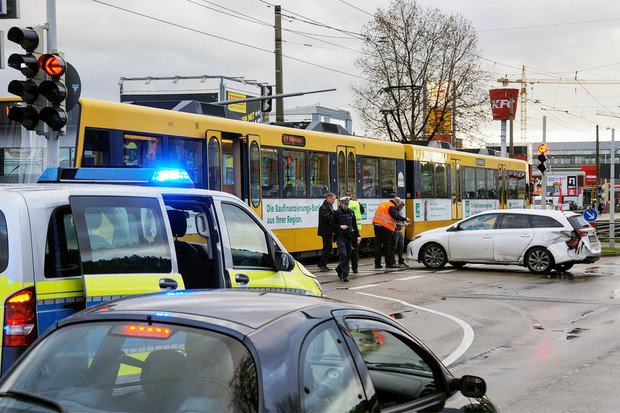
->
[[317, 192, 336, 272], [331, 197, 360, 282], [344, 191, 364, 273]]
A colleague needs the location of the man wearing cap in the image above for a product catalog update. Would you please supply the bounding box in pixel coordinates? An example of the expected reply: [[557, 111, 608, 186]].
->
[[330, 196, 360, 282], [344, 190, 364, 273]]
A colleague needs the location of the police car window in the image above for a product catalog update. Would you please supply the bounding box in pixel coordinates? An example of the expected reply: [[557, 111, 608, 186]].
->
[[70, 196, 172, 274], [0, 211, 7, 273], [45, 206, 81, 278], [345, 318, 439, 409], [299, 321, 367, 413], [221, 203, 271, 268], [0, 322, 259, 413]]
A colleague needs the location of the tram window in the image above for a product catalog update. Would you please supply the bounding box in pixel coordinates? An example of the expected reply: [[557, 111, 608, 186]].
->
[[435, 164, 447, 198], [516, 171, 526, 199], [282, 149, 306, 198], [124, 135, 162, 168], [310, 152, 330, 198], [476, 169, 487, 199], [507, 171, 518, 199], [381, 159, 397, 198], [362, 158, 379, 198], [208, 136, 221, 191], [486, 168, 498, 199], [463, 167, 476, 199], [83, 128, 111, 166], [261, 149, 279, 198], [250, 141, 260, 208], [421, 162, 434, 198], [347, 152, 356, 195], [337, 151, 346, 197], [170, 138, 204, 189]]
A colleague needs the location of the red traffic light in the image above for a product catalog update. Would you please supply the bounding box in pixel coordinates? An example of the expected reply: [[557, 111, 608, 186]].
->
[[38, 54, 66, 78], [537, 143, 548, 154]]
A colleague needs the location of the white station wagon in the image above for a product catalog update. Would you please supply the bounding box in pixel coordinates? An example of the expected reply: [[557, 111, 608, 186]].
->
[[407, 209, 601, 274]]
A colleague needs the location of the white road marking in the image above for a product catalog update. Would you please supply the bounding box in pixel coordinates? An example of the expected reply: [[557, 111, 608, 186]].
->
[[396, 275, 425, 281], [350, 284, 381, 290], [356, 292, 475, 367]]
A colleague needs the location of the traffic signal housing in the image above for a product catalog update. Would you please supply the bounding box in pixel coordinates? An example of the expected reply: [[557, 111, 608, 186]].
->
[[261, 85, 273, 113], [6, 26, 69, 133], [537, 143, 548, 174], [38, 53, 68, 131], [7, 26, 45, 132]]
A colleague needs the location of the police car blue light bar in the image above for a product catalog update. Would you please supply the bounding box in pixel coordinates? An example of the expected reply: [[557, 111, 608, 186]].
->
[[38, 167, 194, 188]]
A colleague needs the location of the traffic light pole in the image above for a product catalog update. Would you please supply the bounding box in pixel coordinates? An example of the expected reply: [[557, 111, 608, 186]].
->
[[541, 116, 547, 208], [45, 0, 59, 168]]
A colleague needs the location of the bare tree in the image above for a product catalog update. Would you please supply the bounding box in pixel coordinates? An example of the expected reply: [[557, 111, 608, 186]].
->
[[352, 0, 491, 146]]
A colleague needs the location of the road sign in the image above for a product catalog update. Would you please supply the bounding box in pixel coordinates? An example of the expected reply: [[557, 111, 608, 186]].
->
[[583, 208, 598, 222]]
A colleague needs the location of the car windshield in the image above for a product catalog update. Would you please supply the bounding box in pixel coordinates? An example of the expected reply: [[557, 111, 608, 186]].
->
[[0, 321, 258, 413]]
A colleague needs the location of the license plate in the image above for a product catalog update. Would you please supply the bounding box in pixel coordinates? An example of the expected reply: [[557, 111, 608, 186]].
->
[[589, 235, 598, 242]]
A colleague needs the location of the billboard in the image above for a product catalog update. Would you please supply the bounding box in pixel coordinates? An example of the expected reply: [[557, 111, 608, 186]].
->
[[489, 89, 519, 120]]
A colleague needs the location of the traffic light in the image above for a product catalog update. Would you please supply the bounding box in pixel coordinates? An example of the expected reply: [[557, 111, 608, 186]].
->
[[537, 143, 548, 173], [38, 53, 68, 131], [7, 26, 45, 131], [261, 85, 273, 113], [7, 26, 69, 133]]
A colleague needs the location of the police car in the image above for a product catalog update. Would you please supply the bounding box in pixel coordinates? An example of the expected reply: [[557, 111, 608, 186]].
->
[[0, 167, 321, 374]]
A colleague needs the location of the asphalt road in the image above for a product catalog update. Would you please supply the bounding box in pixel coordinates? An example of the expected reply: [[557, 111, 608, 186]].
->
[[311, 255, 620, 413]]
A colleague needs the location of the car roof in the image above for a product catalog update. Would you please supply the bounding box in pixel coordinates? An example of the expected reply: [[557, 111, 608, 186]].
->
[[475, 208, 577, 218], [69, 290, 349, 331]]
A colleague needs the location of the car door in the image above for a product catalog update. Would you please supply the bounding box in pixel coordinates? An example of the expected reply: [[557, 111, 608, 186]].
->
[[333, 311, 454, 412], [216, 200, 286, 289], [493, 213, 534, 262], [448, 213, 499, 261], [70, 195, 184, 307]]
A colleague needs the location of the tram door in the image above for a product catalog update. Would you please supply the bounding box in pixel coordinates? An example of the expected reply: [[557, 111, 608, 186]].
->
[[205, 130, 222, 191], [498, 165, 507, 208], [247, 135, 262, 217], [450, 159, 462, 220], [337, 146, 356, 198]]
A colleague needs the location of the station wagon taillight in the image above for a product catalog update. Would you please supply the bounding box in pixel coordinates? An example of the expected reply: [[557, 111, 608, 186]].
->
[[3, 286, 38, 347]]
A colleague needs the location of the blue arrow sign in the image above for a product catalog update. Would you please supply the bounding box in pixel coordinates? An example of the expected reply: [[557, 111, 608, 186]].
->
[[583, 208, 598, 222]]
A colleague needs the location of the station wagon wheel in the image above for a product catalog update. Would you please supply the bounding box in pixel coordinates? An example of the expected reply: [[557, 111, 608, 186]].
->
[[553, 262, 574, 272], [420, 243, 447, 269], [525, 247, 554, 274]]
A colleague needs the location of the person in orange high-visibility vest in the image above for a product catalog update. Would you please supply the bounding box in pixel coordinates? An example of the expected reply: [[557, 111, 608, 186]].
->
[[372, 197, 407, 269]]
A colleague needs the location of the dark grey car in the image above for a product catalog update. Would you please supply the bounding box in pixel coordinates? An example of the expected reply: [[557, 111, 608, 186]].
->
[[0, 290, 496, 412]]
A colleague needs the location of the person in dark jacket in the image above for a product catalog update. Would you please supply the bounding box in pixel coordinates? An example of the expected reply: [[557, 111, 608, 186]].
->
[[331, 197, 360, 282], [317, 192, 336, 272]]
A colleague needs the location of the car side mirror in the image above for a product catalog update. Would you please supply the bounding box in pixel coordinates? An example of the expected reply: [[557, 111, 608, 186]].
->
[[450, 375, 486, 398], [447, 225, 459, 232], [275, 251, 296, 272]]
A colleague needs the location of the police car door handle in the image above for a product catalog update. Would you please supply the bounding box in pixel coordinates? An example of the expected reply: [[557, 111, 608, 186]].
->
[[159, 278, 179, 291], [235, 273, 250, 286]]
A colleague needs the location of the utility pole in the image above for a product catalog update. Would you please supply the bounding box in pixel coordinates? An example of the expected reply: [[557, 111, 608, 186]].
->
[[611, 128, 615, 248], [596, 125, 600, 205], [509, 96, 514, 157], [274, 5, 284, 122]]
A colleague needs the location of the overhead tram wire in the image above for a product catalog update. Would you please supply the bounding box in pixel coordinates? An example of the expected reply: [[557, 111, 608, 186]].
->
[[91, 0, 366, 80], [189, 0, 361, 53]]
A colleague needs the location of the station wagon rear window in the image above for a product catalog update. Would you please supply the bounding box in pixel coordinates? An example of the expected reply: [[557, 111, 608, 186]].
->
[[69, 196, 172, 274]]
